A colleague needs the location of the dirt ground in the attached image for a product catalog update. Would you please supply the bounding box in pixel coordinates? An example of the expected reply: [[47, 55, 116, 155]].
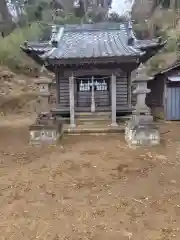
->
[[0, 120, 180, 240]]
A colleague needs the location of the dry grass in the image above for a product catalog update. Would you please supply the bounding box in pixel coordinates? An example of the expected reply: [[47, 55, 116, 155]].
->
[[0, 67, 38, 115], [0, 120, 180, 239]]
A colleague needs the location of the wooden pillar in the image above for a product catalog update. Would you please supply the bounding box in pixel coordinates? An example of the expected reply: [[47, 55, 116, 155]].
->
[[91, 76, 95, 113], [170, 0, 175, 9], [127, 72, 132, 108], [55, 69, 60, 104], [69, 75, 76, 127], [111, 74, 118, 126]]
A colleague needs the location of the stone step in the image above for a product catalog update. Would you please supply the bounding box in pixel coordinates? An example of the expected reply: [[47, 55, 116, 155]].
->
[[75, 112, 111, 119], [64, 124, 124, 135], [55, 114, 131, 126], [76, 116, 111, 121], [76, 119, 111, 125], [117, 115, 132, 121], [75, 112, 111, 125], [76, 111, 111, 116], [66, 132, 123, 136]]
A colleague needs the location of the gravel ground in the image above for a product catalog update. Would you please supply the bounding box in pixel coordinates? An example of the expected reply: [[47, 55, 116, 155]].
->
[[0, 120, 180, 239]]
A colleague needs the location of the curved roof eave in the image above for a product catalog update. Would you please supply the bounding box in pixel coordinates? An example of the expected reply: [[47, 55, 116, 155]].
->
[[20, 47, 46, 66], [136, 39, 167, 51]]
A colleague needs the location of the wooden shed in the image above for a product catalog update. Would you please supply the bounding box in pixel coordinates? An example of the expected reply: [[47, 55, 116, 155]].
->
[[21, 22, 165, 126], [147, 61, 180, 120]]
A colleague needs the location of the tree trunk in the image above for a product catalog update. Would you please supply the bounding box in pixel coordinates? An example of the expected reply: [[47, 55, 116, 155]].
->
[[0, 0, 13, 23], [170, 0, 175, 9], [0, 0, 14, 36]]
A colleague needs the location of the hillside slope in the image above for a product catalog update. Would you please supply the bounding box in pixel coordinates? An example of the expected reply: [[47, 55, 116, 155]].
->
[[0, 66, 38, 115]]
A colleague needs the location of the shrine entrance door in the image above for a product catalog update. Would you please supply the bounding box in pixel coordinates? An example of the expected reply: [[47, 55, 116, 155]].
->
[[76, 75, 111, 111]]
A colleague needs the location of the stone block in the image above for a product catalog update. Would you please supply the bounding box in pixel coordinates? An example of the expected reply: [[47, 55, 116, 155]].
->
[[131, 115, 154, 125], [125, 120, 160, 148], [29, 123, 63, 145]]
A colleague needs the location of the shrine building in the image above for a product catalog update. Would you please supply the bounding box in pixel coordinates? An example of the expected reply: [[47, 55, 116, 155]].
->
[[21, 22, 165, 129]]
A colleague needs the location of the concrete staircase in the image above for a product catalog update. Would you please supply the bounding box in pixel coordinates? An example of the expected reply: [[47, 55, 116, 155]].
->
[[64, 112, 125, 135], [75, 112, 111, 125]]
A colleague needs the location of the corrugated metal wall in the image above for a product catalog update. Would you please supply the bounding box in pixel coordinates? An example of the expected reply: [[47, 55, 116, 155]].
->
[[166, 86, 180, 120]]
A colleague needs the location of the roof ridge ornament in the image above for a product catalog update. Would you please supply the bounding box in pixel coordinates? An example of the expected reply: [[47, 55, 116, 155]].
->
[[51, 27, 64, 48], [126, 20, 135, 46], [24, 40, 28, 47], [157, 36, 162, 43], [50, 25, 57, 43]]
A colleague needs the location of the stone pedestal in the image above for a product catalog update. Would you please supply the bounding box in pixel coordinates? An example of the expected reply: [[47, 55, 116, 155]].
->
[[29, 77, 63, 145], [125, 115, 160, 148], [125, 70, 160, 148], [29, 112, 63, 144], [29, 122, 63, 145]]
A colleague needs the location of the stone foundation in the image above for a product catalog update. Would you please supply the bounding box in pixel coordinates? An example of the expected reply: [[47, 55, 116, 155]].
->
[[125, 116, 160, 148], [29, 113, 63, 144], [29, 123, 63, 144]]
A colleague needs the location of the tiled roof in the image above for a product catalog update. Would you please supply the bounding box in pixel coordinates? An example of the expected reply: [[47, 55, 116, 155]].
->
[[44, 26, 144, 60], [20, 41, 52, 53], [21, 22, 165, 61], [155, 60, 180, 75]]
